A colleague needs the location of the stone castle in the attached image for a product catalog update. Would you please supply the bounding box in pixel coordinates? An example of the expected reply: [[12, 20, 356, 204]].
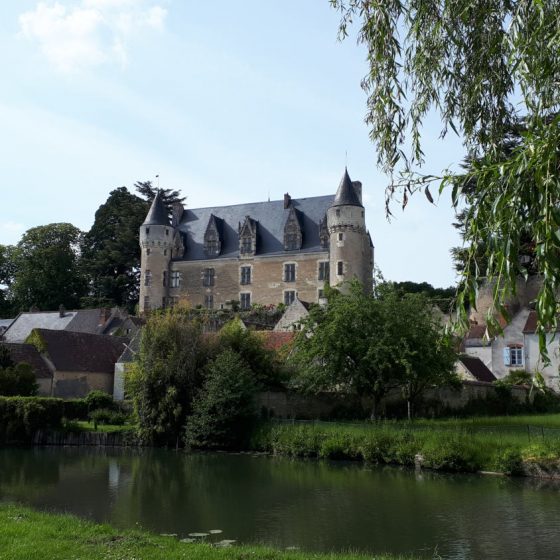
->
[[138, 169, 374, 313]]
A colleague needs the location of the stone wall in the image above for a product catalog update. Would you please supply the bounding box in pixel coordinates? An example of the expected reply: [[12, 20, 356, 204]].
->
[[257, 382, 531, 419], [169, 251, 329, 308]]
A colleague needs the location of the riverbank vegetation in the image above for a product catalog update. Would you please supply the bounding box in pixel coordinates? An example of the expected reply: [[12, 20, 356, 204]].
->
[[0, 503, 409, 560], [252, 419, 560, 476]]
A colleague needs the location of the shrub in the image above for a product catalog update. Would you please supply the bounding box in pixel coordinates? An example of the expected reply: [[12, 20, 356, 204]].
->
[[186, 349, 257, 450], [85, 390, 114, 411], [0, 397, 64, 444], [421, 436, 483, 472], [494, 448, 524, 475], [89, 408, 127, 427], [63, 399, 89, 420], [0, 363, 38, 397]]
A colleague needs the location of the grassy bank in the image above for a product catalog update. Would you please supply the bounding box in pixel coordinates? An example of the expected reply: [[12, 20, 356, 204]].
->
[[0, 503, 408, 560], [251, 417, 560, 476]]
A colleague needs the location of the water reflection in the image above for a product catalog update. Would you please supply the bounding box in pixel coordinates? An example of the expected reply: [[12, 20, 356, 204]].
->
[[1, 448, 559, 560]]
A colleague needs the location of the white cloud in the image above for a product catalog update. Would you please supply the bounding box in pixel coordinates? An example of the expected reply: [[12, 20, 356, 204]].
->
[[19, 1, 167, 72]]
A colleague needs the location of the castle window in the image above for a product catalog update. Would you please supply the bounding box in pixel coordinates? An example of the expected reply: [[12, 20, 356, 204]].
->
[[170, 271, 181, 288], [205, 294, 214, 309], [504, 345, 524, 367], [337, 261, 344, 276], [240, 292, 251, 310], [338, 233, 344, 241], [284, 290, 296, 306], [204, 215, 223, 256], [202, 268, 215, 287], [318, 289, 325, 300], [285, 233, 299, 251], [164, 249, 167, 256], [336, 209, 340, 217], [318, 262, 329, 281], [240, 236, 252, 254], [319, 216, 329, 249], [165, 229, 169, 236], [240, 266, 251, 285], [144, 270, 152, 286], [284, 263, 296, 282], [283, 207, 303, 251], [146, 248, 151, 256], [163, 271, 167, 287], [146, 228, 150, 235], [143, 296, 150, 311]]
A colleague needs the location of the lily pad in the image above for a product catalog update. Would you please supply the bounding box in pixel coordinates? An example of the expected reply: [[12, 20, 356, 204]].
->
[[209, 530, 223, 534], [159, 533, 177, 538], [188, 532, 209, 538], [180, 538, 196, 543]]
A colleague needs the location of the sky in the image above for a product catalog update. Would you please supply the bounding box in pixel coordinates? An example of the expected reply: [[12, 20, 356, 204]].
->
[[0, 0, 467, 288]]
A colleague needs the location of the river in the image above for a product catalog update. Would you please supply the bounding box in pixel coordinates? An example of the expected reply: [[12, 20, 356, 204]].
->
[[1, 447, 559, 559]]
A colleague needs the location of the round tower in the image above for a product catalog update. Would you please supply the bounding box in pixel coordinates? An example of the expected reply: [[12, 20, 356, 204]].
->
[[327, 169, 373, 293], [139, 191, 173, 313]]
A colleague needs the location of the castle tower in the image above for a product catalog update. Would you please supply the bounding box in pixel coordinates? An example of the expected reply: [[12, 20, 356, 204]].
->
[[327, 168, 374, 293], [139, 191, 173, 313]]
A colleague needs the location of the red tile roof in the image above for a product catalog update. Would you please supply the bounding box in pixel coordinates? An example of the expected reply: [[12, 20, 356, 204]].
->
[[258, 331, 296, 352]]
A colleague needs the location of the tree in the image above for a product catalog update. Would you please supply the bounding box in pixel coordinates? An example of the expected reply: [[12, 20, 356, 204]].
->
[[80, 187, 149, 310], [134, 181, 185, 214], [10, 224, 86, 311], [126, 309, 206, 446], [331, 1, 560, 355], [292, 282, 458, 419], [0, 245, 17, 317], [185, 349, 257, 450], [0, 362, 38, 397], [390, 281, 456, 313]]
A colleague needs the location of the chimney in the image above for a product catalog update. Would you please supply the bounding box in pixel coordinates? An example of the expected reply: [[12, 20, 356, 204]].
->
[[284, 193, 291, 209], [59, 304, 66, 318], [352, 181, 362, 205], [99, 307, 112, 326]]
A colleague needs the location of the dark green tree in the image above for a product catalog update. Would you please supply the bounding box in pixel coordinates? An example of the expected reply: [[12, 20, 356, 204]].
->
[[390, 281, 456, 314], [127, 309, 206, 446], [292, 282, 457, 419], [11, 223, 85, 311], [185, 349, 257, 450], [0, 345, 13, 369], [331, 1, 560, 355], [0, 245, 17, 317], [134, 181, 185, 214], [0, 362, 38, 396], [81, 187, 148, 310]]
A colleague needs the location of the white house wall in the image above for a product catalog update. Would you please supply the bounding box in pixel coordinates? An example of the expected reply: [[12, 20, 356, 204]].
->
[[491, 308, 531, 379], [524, 333, 560, 390]]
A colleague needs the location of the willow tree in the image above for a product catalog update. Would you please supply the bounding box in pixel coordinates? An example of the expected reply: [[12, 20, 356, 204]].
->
[[331, 1, 560, 356]]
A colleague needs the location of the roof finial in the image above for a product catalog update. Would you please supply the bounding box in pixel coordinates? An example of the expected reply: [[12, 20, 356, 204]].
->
[[156, 174, 160, 190]]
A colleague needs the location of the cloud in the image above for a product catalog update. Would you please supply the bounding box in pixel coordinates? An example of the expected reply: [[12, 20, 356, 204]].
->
[[19, 1, 167, 72]]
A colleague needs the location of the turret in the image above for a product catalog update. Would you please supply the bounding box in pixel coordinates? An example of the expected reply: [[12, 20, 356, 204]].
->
[[327, 168, 373, 293], [139, 191, 174, 313]]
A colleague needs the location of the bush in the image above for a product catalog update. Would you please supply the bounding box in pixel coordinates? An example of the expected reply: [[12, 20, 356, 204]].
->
[[85, 390, 114, 411], [0, 397, 64, 444], [421, 436, 483, 472], [185, 349, 257, 450], [494, 448, 524, 475], [89, 408, 127, 427], [62, 399, 89, 420], [0, 363, 38, 397]]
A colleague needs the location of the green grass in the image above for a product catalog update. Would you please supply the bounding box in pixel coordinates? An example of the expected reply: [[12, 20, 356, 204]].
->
[[71, 421, 137, 434], [0, 503, 409, 560], [251, 416, 560, 476]]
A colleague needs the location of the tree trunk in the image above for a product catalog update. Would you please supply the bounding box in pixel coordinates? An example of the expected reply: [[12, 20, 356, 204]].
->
[[407, 399, 412, 421], [370, 396, 378, 421]]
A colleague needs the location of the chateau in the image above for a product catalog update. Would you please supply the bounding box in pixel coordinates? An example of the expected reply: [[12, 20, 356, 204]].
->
[[138, 169, 374, 313]]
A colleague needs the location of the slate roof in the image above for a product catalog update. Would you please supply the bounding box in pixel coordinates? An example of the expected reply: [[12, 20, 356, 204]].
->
[[3, 311, 78, 343], [2, 343, 52, 378], [458, 355, 497, 383], [143, 190, 169, 226], [32, 329, 129, 374], [65, 308, 108, 334], [0, 319, 14, 330], [176, 194, 334, 261], [332, 168, 363, 207]]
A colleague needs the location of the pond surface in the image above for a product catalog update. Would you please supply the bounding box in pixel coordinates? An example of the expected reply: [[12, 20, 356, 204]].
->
[[1, 447, 560, 559]]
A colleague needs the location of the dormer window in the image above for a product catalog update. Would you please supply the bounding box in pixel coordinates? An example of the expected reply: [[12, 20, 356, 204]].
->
[[284, 207, 302, 251], [239, 216, 257, 257], [204, 214, 222, 257]]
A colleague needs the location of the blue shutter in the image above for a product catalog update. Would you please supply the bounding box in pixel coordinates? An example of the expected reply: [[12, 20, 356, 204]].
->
[[503, 347, 511, 366]]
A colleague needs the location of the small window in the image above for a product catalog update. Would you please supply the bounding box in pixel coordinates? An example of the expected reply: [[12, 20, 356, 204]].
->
[[202, 268, 215, 287], [240, 266, 251, 285], [162, 271, 167, 287], [284, 263, 296, 282], [336, 209, 340, 217], [338, 232, 344, 241], [240, 293, 251, 310], [170, 271, 181, 288], [143, 296, 150, 311], [165, 229, 169, 236], [284, 290, 296, 306], [204, 294, 214, 309], [146, 248, 151, 256], [318, 261, 329, 281], [164, 249, 167, 256], [337, 261, 343, 276], [318, 289, 325, 300], [505, 345, 524, 367], [144, 270, 152, 286], [146, 227, 150, 235]]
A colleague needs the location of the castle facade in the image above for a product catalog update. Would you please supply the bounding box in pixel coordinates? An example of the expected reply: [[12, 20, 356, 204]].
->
[[138, 169, 374, 313]]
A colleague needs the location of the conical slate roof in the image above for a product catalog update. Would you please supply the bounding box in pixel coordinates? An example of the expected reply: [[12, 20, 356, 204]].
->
[[143, 190, 169, 226], [331, 168, 363, 207]]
